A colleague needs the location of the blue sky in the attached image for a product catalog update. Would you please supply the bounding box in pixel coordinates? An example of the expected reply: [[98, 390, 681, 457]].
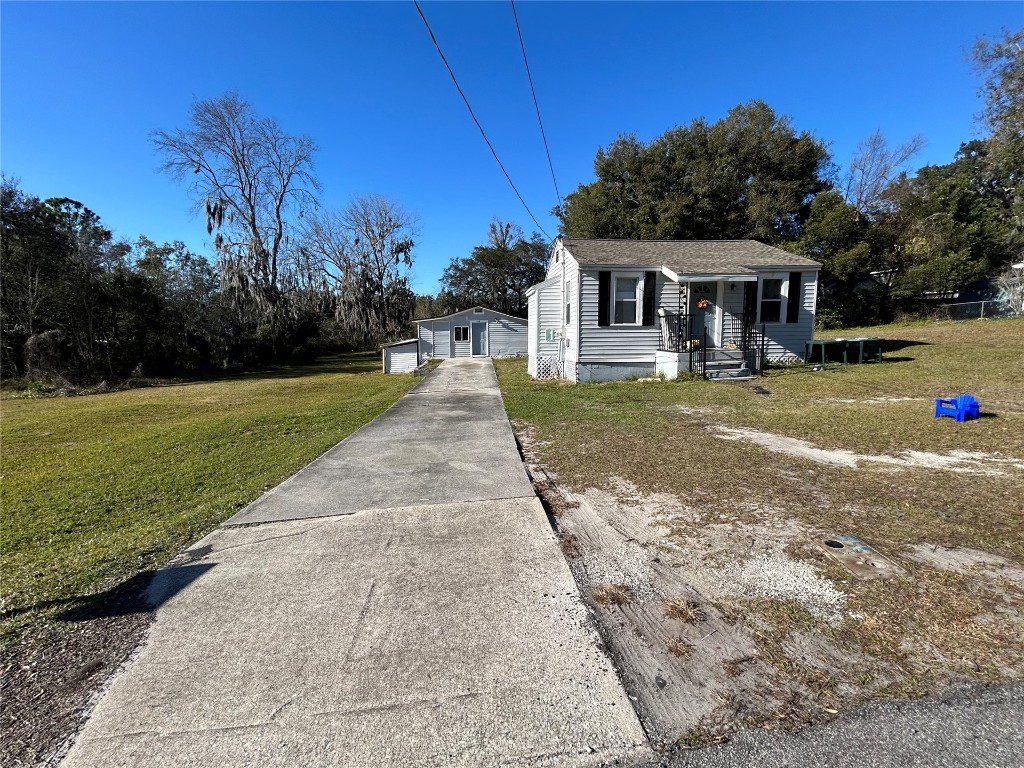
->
[[2, 2, 1020, 293]]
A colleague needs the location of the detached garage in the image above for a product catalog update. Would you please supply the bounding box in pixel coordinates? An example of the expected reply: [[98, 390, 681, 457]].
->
[[416, 307, 528, 359]]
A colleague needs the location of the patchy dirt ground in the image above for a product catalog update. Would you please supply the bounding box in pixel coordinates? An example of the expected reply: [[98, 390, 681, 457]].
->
[[0, 579, 155, 767], [519, 425, 1024, 750], [710, 423, 1024, 475]]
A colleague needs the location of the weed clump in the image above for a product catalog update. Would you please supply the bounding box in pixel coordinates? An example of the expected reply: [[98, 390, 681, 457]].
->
[[666, 636, 694, 658], [592, 583, 633, 607], [663, 598, 707, 623]]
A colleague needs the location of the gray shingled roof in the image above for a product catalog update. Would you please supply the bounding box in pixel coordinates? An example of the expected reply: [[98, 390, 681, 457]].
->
[[561, 238, 821, 274]]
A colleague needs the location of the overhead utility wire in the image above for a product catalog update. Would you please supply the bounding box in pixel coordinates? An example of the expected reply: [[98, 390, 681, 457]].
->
[[510, 0, 564, 220], [413, 0, 551, 240]]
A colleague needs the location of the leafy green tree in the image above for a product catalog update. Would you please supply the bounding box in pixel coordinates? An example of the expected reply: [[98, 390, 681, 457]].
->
[[413, 295, 438, 320], [437, 220, 547, 317], [559, 101, 833, 243], [133, 237, 222, 372], [884, 141, 1013, 300], [972, 29, 1024, 244]]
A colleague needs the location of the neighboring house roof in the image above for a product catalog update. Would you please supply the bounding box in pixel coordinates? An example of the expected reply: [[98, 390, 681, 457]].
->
[[414, 306, 527, 323], [382, 338, 419, 348], [561, 238, 821, 274]]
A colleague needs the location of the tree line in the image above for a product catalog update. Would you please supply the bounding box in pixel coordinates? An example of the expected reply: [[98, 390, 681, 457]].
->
[[2, 93, 419, 385], [554, 30, 1022, 327], [3, 30, 1019, 385]]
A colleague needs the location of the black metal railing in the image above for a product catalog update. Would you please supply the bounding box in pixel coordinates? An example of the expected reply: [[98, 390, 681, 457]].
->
[[658, 310, 696, 353], [659, 309, 766, 378], [743, 323, 767, 375], [691, 327, 708, 378]]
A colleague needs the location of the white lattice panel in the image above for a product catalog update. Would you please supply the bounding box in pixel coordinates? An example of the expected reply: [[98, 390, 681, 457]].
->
[[535, 356, 562, 380]]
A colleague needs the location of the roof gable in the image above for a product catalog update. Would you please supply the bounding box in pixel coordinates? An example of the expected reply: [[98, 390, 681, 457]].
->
[[414, 306, 527, 323]]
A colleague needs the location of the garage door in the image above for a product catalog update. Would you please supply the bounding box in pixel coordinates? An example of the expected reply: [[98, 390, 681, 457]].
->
[[433, 322, 451, 358]]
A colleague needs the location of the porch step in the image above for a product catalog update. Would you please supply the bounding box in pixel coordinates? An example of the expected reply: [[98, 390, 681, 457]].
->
[[707, 365, 752, 380], [705, 348, 745, 362]]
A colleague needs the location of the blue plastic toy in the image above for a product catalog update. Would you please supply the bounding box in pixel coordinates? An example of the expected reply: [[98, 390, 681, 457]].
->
[[934, 394, 981, 422]]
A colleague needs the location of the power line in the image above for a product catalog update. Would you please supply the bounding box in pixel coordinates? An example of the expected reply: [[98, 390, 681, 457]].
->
[[510, 0, 564, 221], [413, 0, 551, 240]]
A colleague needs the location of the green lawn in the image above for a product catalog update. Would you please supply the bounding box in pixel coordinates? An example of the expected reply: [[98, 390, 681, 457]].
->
[[0, 352, 418, 643]]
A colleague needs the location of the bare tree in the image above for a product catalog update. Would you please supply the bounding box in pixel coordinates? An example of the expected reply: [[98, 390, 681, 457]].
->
[[844, 129, 926, 221], [298, 208, 352, 291], [338, 195, 417, 345], [152, 93, 319, 315], [996, 259, 1024, 314], [298, 196, 417, 346]]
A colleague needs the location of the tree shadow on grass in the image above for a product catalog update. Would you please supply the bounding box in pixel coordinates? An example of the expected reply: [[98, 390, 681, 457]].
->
[[220, 352, 382, 382], [1, 564, 215, 625], [123, 352, 384, 392]]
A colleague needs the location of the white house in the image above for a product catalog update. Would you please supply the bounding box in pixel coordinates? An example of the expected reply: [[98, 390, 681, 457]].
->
[[526, 238, 822, 382], [416, 306, 528, 360]]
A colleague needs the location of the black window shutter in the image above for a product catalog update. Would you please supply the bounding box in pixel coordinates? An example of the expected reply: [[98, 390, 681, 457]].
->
[[641, 271, 656, 326], [598, 272, 611, 326], [786, 272, 802, 324]]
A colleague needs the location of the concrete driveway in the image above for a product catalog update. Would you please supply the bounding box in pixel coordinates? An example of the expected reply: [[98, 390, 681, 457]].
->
[[60, 359, 651, 767], [223, 358, 536, 525]]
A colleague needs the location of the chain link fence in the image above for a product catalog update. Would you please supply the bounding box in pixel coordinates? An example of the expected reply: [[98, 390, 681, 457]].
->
[[934, 300, 1013, 320]]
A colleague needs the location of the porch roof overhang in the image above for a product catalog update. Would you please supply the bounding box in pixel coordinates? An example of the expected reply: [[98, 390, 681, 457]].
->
[[660, 265, 757, 283]]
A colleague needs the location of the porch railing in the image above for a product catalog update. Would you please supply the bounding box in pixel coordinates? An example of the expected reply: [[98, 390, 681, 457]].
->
[[743, 323, 767, 375], [659, 309, 767, 377], [659, 310, 695, 353]]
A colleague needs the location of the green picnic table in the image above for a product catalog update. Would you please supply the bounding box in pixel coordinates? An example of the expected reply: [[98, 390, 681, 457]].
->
[[805, 337, 883, 365]]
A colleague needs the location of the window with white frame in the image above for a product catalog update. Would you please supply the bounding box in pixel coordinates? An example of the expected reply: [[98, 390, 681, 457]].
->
[[454, 326, 469, 342], [613, 273, 642, 325]]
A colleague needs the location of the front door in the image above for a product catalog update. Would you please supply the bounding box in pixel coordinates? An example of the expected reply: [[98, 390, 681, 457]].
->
[[689, 282, 719, 347], [471, 321, 488, 356]]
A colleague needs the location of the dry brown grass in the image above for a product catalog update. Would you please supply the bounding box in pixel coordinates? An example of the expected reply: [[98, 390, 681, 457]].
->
[[592, 583, 633, 607], [666, 636, 695, 658], [495, 317, 1024, 720], [532, 479, 580, 517], [663, 598, 708, 624]]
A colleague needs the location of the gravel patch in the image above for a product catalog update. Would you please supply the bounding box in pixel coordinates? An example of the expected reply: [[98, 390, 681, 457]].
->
[[692, 550, 847, 621], [579, 539, 660, 601]]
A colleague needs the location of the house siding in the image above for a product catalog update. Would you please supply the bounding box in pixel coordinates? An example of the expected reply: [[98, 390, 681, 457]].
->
[[758, 270, 818, 360], [537, 282, 562, 359], [577, 269, 674, 364], [526, 238, 820, 382], [486, 316, 528, 357], [720, 282, 747, 348], [527, 291, 539, 377], [563, 255, 580, 382], [416, 309, 526, 359], [431, 321, 451, 358], [417, 323, 433, 360]]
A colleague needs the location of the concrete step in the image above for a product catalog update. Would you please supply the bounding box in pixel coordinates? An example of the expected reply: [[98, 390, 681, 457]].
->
[[707, 366, 752, 380], [705, 348, 745, 362], [705, 359, 747, 369]]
